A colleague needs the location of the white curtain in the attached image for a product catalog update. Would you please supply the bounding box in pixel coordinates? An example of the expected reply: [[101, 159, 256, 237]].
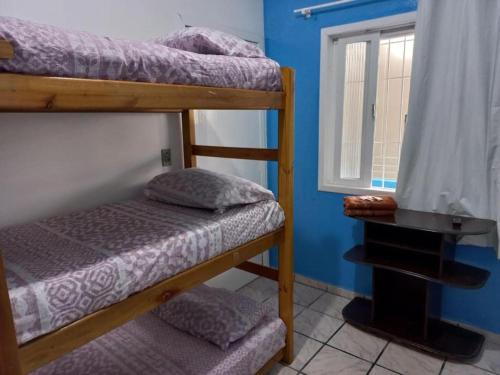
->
[[396, 0, 500, 253]]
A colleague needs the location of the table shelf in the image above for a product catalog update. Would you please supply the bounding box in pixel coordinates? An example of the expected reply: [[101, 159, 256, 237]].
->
[[343, 208, 494, 360], [366, 238, 441, 256], [344, 245, 489, 289], [343, 297, 485, 360]]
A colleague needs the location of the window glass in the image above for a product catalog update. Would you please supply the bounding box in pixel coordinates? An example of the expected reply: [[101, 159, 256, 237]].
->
[[340, 42, 367, 179]]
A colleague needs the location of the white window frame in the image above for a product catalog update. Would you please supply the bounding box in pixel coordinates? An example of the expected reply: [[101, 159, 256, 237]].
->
[[318, 12, 416, 195]]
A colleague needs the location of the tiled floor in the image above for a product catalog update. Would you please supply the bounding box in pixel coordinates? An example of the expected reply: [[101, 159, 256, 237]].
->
[[238, 277, 500, 375]]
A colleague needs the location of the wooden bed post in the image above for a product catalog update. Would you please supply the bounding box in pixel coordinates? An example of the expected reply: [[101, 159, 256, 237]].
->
[[278, 67, 295, 364], [182, 110, 197, 168], [0, 255, 22, 375]]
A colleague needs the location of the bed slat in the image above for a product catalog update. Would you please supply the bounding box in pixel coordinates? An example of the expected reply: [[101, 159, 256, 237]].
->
[[18, 229, 283, 374], [192, 145, 279, 161], [236, 261, 279, 281]]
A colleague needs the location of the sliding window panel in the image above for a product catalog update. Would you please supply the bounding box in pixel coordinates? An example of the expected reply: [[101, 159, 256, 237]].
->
[[332, 33, 380, 188], [372, 32, 414, 189]]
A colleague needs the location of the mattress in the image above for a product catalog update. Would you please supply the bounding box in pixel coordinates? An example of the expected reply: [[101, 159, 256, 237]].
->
[[0, 198, 284, 344], [32, 312, 286, 375], [0, 17, 282, 91]]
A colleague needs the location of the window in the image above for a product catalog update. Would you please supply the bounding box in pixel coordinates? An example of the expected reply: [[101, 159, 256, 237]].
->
[[318, 13, 416, 194]]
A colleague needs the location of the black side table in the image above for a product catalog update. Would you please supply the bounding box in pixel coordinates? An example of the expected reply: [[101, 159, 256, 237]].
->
[[343, 208, 496, 360]]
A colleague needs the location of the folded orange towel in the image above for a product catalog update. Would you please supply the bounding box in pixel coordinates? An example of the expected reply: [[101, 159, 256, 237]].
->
[[344, 209, 395, 217], [343, 195, 397, 211]]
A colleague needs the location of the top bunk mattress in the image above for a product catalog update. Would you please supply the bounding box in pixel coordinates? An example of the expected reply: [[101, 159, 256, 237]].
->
[[0, 17, 283, 91], [0, 198, 284, 345]]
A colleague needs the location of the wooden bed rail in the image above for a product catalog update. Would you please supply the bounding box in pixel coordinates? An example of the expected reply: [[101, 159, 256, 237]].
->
[[0, 73, 284, 112], [181, 112, 280, 165], [236, 261, 279, 281], [192, 145, 279, 161]]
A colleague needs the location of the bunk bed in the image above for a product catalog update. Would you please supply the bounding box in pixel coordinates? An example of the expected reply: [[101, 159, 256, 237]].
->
[[0, 18, 294, 375]]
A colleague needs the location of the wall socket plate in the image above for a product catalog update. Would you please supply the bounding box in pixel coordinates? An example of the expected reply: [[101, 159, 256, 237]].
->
[[161, 148, 172, 167]]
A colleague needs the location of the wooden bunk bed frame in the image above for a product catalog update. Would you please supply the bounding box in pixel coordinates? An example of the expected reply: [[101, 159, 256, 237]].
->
[[0, 39, 295, 375]]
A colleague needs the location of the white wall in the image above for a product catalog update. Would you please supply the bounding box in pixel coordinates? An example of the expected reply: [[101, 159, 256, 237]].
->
[[0, 0, 264, 42], [0, 0, 266, 290], [0, 113, 180, 226]]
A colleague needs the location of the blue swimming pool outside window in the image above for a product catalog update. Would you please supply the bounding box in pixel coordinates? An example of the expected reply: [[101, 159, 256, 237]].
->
[[371, 178, 397, 190]]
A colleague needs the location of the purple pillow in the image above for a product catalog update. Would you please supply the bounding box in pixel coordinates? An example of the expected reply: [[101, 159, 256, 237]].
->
[[153, 285, 270, 350], [144, 168, 275, 212], [152, 27, 265, 58]]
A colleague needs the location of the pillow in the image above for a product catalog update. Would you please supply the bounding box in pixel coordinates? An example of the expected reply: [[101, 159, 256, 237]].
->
[[153, 27, 265, 58], [144, 168, 275, 212], [153, 284, 270, 350]]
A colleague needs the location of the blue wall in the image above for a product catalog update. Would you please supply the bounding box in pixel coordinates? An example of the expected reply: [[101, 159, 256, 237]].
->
[[264, 0, 500, 333]]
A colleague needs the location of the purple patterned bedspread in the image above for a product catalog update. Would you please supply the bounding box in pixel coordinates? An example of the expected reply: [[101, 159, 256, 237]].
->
[[0, 198, 284, 345], [33, 312, 286, 375], [0, 17, 282, 91]]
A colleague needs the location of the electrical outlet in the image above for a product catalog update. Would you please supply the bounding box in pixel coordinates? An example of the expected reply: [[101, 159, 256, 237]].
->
[[161, 148, 171, 167]]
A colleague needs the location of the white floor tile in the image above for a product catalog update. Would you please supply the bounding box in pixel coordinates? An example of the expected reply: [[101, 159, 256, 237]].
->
[[268, 363, 298, 375], [294, 309, 343, 343], [369, 365, 399, 375], [442, 361, 493, 375], [473, 340, 500, 374], [294, 282, 324, 306], [294, 304, 306, 317], [377, 343, 443, 375], [302, 345, 371, 375], [289, 332, 323, 371], [295, 274, 329, 291], [328, 323, 387, 362], [264, 294, 306, 317], [309, 292, 351, 320], [249, 278, 500, 375], [237, 277, 278, 303]]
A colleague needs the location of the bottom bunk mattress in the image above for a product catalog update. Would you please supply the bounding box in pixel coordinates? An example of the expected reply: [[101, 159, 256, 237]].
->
[[31, 312, 286, 375], [0, 198, 284, 344]]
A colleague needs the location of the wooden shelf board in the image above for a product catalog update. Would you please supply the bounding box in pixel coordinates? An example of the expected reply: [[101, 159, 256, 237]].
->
[[344, 246, 489, 289], [366, 238, 441, 256], [343, 297, 485, 360], [353, 209, 495, 236]]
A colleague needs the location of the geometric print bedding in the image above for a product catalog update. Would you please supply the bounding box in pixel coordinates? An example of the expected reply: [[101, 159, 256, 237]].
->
[[0, 198, 284, 344], [152, 27, 266, 58], [145, 168, 276, 212], [0, 16, 283, 91], [32, 312, 286, 375], [153, 284, 271, 350]]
